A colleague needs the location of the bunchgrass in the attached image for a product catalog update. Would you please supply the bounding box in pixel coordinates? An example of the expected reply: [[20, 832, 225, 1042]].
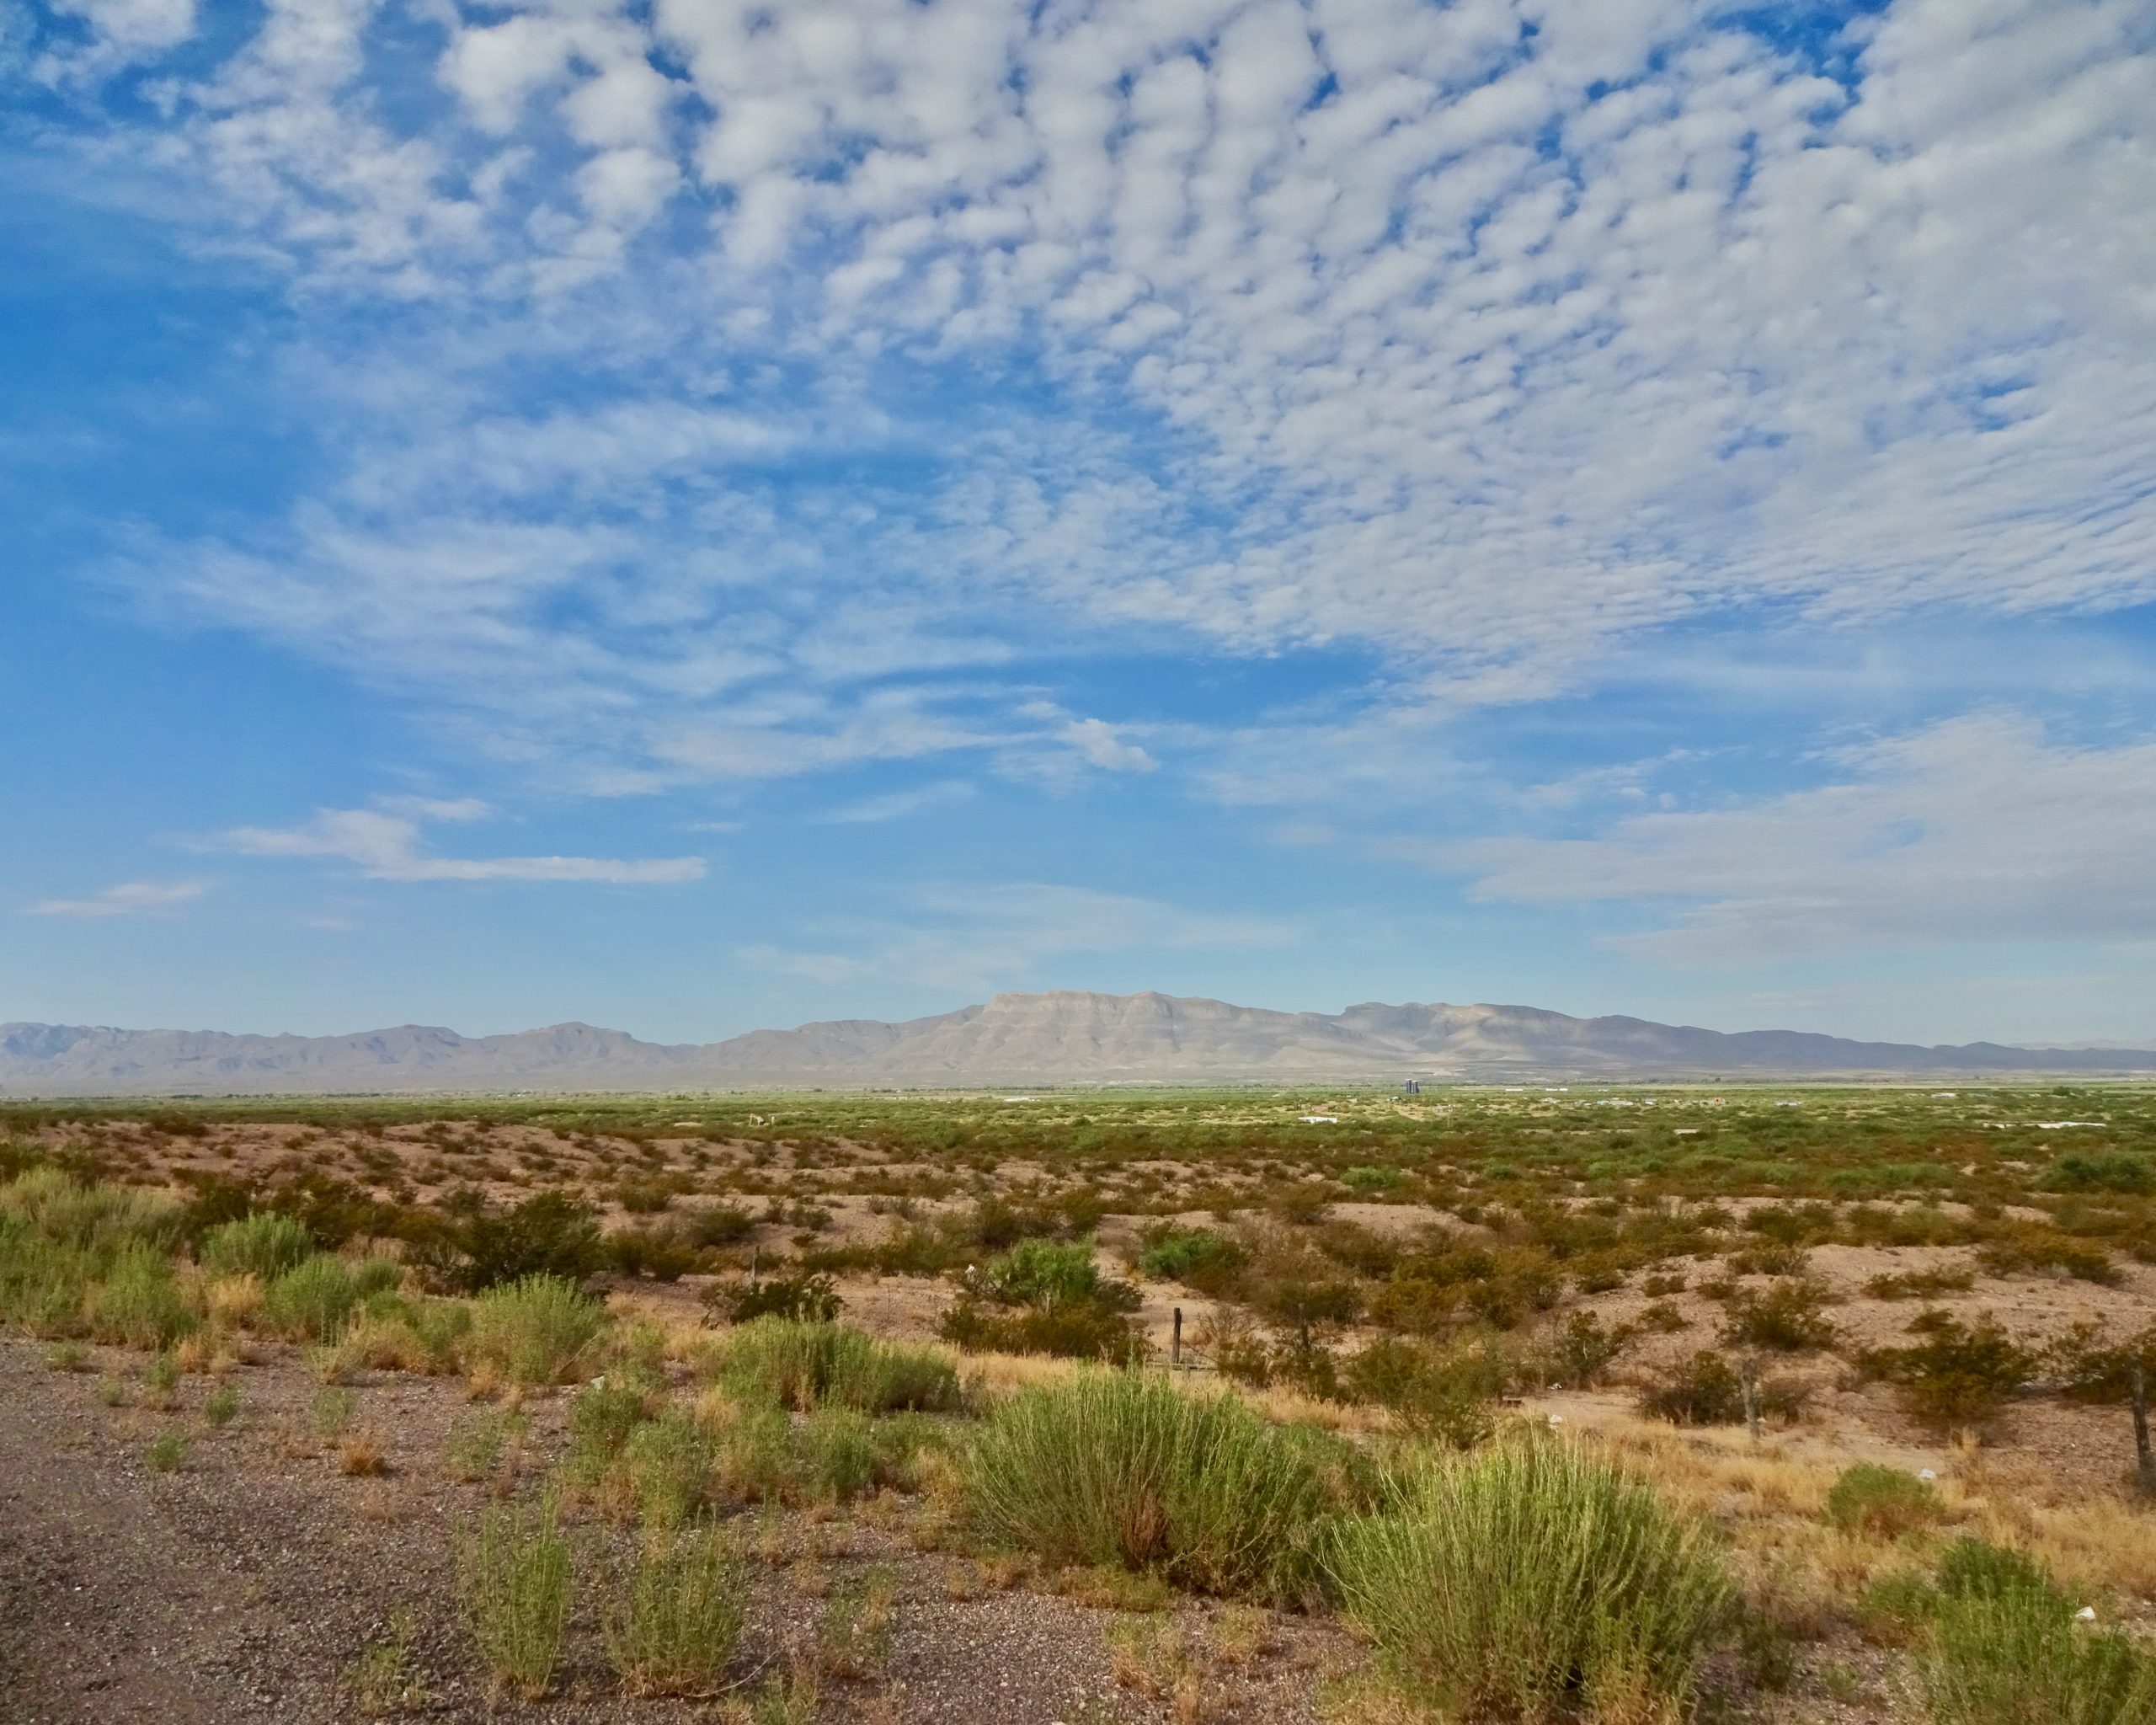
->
[[262, 1254, 369, 1343], [963, 1368, 1345, 1601], [1324, 1432, 1733, 1725], [707, 1317, 962, 1414], [88, 1245, 197, 1348], [460, 1491, 573, 1701], [199, 1212, 314, 1280], [1920, 1542, 2156, 1725], [1824, 1463, 1945, 1540], [603, 1525, 748, 1697], [466, 1274, 607, 1387]]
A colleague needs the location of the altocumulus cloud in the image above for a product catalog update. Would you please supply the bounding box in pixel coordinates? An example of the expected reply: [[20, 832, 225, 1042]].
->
[[23, 0, 2155, 793]]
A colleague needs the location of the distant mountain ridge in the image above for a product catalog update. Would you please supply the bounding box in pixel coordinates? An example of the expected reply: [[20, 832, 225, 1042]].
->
[[3, 991, 2153, 1094]]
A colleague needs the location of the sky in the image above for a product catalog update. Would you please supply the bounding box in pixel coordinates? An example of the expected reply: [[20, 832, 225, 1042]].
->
[[3, 0, 2153, 1049]]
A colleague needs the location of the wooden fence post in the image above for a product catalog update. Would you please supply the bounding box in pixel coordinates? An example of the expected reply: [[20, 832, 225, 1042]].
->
[[1741, 1360, 1762, 1442], [2132, 1360, 2154, 1493], [1171, 1306, 1182, 1372]]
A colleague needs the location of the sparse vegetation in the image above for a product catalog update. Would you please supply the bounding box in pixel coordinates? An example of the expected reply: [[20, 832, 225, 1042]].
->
[[1326, 1434, 1733, 1724], [603, 1525, 748, 1697], [963, 1368, 1348, 1601], [4, 1084, 2156, 1723], [460, 1492, 573, 1700]]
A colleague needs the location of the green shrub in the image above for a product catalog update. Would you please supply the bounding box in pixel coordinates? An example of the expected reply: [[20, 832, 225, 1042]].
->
[[1862, 1311, 2037, 1431], [1342, 1336, 1502, 1448], [0, 1169, 181, 1256], [1935, 1536, 2055, 1604], [145, 1427, 189, 1472], [984, 1238, 1129, 1309], [1326, 1434, 1733, 1725], [2041, 1151, 2154, 1196], [708, 1317, 961, 1414], [1720, 1279, 1838, 1351], [963, 1370, 1343, 1601], [709, 1270, 843, 1324], [613, 1408, 718, 1528], [1637, 1351, 1746, 1426], [461, 1493, 573, 1701], [603, 1525, 747, 1697], [0, 1223, 96, 1337], [199, 1212, 314, 1280], [1824, 1464, 1945, 1539], [568, 1375, 654, 1481], [1136, 1226, 1243, 1287], [937, 1294, 1146, 1363], [420, 1192, 603, 1293], [88, 1245, 198, 1348], [466, 1274, 606, 1387], [1921, 1544, 2156, 1725], [262, 1254, 371, 1342]]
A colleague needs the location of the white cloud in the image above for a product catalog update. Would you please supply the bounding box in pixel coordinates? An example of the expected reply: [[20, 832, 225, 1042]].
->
[[216, 800, 704, 884], [817, 781, 975, 824], [30, 0, 2156, 799], [742, 881, 1295, 993], [27, 879, 209, 918], [1060, 717, 1156, 774], [1448, 715, 2156, 960]]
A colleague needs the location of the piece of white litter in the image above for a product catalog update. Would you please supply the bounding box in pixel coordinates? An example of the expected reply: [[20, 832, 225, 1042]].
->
[[1918, 1468, 1936, 1482], [2078, 1606, 2098, 1621], [671, 1120, 700, 1128], [1547, 1413, 1564, 1426], [1932, 1092, 1956, 1099]]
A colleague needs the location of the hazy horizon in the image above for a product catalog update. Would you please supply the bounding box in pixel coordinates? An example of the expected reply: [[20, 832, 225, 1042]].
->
[[8, 0, 2153, 1049]]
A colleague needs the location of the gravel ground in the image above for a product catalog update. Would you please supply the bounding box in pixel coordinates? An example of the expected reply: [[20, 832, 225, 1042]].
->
[[0, 1339, 1353, 1724]]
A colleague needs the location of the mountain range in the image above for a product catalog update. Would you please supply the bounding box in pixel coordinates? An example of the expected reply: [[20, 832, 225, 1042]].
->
[[3, 992, 2153, 1094]]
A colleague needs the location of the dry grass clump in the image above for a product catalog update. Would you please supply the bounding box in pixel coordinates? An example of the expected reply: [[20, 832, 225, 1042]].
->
[[1325, 1432, 1733, 1725]]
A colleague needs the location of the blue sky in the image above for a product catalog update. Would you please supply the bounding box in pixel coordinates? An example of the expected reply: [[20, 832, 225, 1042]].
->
[[4, 0, 2153, 1047]]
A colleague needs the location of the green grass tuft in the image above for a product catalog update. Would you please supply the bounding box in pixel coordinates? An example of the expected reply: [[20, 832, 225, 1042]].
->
[[465, 1274, 607, 1387], [963, 1368, 1345, 1601], [1325, 1432, 1733, 1725], [460, 1491, 573, 1700], [603, 1525, 747, 1697]]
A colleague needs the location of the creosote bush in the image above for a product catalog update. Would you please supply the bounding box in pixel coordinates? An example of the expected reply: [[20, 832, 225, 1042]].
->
[[963, 1368, 1348, 1601], [1861, 1311, 2039, 1432], [1325, 1434, 1733, 1725]]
